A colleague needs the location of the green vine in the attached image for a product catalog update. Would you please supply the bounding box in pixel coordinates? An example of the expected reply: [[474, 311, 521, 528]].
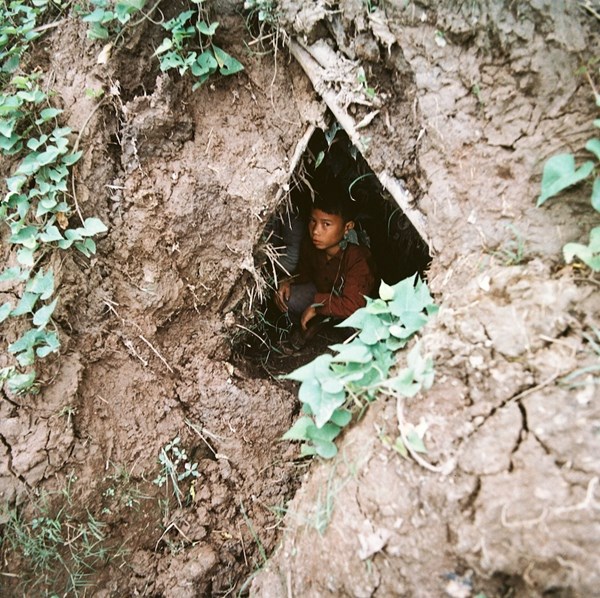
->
[[0, 74, 106, 393], [283, 275, 437, 459], [537, 94, 600, 271]]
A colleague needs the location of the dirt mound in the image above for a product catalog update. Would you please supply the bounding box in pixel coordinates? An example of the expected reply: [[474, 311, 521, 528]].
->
[[1, 1, 599, 596]]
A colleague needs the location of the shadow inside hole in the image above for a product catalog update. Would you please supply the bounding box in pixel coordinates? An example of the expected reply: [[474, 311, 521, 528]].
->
[[234, 122, 431, 373]]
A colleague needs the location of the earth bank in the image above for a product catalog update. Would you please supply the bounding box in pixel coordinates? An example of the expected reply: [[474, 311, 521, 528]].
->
[[0, 1, 598, 596]]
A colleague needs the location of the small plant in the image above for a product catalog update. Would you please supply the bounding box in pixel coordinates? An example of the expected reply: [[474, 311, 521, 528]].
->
[[153, 1, 243, 89], [153, 436, 200, 507], [283, 275, 437, 459], [537, 94, 600, 271], [357, 68, 376, 100], [81, 0, 146, 40], [100, 463, 150, 514], [243, 0, 280, 50], [491, 223, 526, 265]]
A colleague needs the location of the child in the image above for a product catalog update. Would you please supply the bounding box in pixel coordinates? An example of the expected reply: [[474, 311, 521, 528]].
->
[[274, 196, 377, 345]]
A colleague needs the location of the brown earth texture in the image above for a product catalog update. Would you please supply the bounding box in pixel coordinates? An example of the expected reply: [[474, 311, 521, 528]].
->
[[0, 1, 599, 597]]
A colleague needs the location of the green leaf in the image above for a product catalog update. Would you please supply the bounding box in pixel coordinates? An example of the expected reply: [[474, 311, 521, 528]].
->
[[282, 416, 314, 441], [0, 302, 12, 323], [537, 154, 594, 206], [11, 292, 39, 316], [197, 21, 219, 36], [591, 177, 600, 213], [0, 267, 24, 282], [37, 145, 62, 165], [75, 238, 96, 256], [405, 429, 427, 453], [300, 444, 317, 457], [26, 268, 54, 299], [32, 298, 58, 327], [16, 348, 36, 367], [7, 371, 36, 394], [329, 340, 373, 363], [191, 51, 218, 78], [0, 133, 22, 153], [329, 408, 352, 427], [285, 353, 331, 382], [81, 217, 108, 236], [8, 329, 42, 354], [37, 107, 62, 122], [62, 151, 83, 166], [158, 51, 184, 72], [16, 151, 41, 175], [384, 368, 420, 396], [312, 438, 338, 459], [365, 298, 391, 315], [51, 126, 71, 139], [407, 342, 434, 386], [9, 225, 38, 248], [37, 331, 60, 357], [563, 226, 600, 272], [338, 309, 387, 344], [379, 280, 395, 301], [0, 118, 16, 137], [211, 45, 244, 76], [39, 225, 64, 242], [154, 37, 173, 56], [298, 378, 346, 428], [83, 7, 110, 23], [17, 247, 36, 267], [586, 138, 600, 161]]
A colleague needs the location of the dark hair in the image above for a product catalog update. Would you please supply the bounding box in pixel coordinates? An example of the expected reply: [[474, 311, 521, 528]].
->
[[313, 195, 356, 223]]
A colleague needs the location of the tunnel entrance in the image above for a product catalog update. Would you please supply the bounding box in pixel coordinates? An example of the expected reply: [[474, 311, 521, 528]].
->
[[233, 120, 431, 369]]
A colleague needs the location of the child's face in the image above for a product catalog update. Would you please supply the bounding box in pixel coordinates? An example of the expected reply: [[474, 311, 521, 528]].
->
[[308, 208, 352, 251]]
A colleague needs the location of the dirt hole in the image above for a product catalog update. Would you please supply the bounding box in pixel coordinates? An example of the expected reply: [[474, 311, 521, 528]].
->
[[233, 120, 431, 373]]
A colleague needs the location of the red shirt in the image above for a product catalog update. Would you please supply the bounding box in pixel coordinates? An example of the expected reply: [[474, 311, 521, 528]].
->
[[295, 242, 378, 319]]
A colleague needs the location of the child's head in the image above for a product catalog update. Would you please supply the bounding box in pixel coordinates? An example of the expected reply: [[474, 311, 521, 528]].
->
[[309, 196, 355, 253], [312, 195, 355, 223]]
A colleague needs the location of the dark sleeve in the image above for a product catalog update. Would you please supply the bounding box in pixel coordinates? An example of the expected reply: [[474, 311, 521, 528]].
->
[[313, 247, 376, 318]]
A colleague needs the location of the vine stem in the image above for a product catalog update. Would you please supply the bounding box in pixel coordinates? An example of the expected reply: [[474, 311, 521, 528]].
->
[[70, 98, 108, 225], [396, 395, 445, 473]]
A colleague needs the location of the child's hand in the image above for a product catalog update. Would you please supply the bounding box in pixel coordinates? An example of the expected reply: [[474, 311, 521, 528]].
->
[[301, 305, 317, 330], [275, 281, 291, 312]]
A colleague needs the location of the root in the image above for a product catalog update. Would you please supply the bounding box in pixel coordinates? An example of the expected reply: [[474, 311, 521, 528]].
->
[[501, 477, 600, 529]]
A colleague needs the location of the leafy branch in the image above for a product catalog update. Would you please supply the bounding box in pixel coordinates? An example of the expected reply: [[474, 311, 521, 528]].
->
[[283, 275, 437, 459]]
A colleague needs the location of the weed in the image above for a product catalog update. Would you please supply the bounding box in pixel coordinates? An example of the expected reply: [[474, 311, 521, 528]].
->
[[153, 436, 200, 508], [239, 501, 267, 565], [243, 0, 280, 52], [357, 68, 376, 100], [560, 326, 600, 387], [283, 275, 437, 459], [537, 91, 599, 271], [1, 494, 111, 596], [491, 223, 526, 265], [101, 462, 151, 513]]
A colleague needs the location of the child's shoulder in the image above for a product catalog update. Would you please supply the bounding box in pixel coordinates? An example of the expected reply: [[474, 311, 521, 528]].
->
[[346, 243, 373, 260]]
